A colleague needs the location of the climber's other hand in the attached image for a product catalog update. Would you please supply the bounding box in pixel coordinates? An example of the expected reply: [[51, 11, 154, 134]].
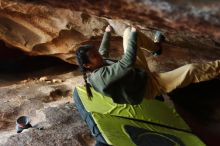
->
[[131, 27, 137, 32], [105, 25, 112, 32]]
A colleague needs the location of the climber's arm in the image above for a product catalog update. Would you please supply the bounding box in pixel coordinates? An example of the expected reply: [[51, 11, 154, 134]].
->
[[98, 25, 112, 58]]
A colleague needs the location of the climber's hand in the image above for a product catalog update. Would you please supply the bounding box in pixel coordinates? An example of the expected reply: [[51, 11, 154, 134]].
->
[[105, 25, 112, 32], [131, 26, 137, 32]]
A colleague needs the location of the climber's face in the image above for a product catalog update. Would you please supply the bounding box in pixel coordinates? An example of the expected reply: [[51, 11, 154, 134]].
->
[[84, 48, 104, 70]]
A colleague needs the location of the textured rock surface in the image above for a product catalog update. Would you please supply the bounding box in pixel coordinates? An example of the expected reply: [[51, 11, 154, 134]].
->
[[0, 0, 220, 67], [0, 0, 220, 146]]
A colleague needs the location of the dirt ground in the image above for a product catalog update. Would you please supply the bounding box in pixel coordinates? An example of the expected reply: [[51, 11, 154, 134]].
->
[[0, 61, 95, 146]]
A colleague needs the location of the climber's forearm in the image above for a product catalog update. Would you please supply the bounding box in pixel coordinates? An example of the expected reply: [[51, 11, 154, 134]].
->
[[99, 32, 111, 58]]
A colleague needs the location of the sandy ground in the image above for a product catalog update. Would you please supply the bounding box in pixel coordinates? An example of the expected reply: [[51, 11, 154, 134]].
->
[[0, 64, 95, 146]]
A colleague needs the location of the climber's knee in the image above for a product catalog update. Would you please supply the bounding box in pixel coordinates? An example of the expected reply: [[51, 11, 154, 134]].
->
[[123, 27, 131, 53], [123, 27, 131, 38]]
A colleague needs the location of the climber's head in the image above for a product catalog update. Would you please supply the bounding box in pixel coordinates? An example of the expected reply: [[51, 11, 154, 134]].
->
[[76, 45, 104, 71], [75, 45, 104, 99]]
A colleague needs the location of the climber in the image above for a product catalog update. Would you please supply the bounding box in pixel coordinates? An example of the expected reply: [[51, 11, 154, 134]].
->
[[75, 25, 220, 104]]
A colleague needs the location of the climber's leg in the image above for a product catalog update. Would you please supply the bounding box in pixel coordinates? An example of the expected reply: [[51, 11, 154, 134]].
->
[[123, 27, 163, 99], [155, 60, 220, 93]]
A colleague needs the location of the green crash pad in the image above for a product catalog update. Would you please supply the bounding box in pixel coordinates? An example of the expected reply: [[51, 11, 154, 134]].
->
[[74, 86, 206, 146], [91, 112, 206, 146], [76, 86, 190, 131]]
